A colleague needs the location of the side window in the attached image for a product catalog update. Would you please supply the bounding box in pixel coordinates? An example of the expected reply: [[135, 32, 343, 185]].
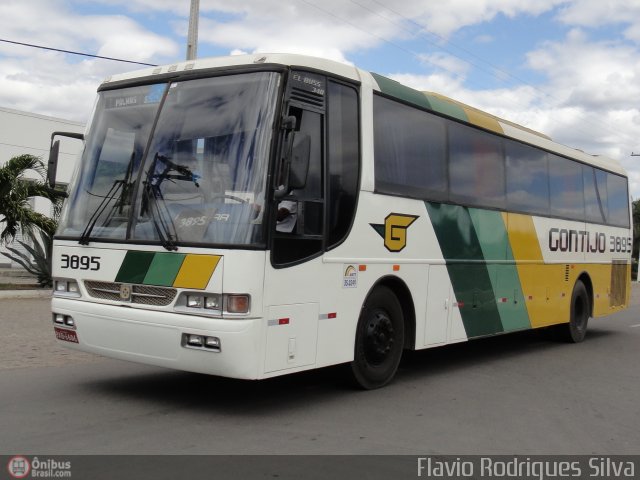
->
[[595, 169, 609, 221], [327, 81, 359, 248], [505, 141, 549, 215], [289, 106, 323, 202], [607, 173, 630, 227], [449, 122, 505, 209], [373, 95, 446, 200], [583, 166, 605, 224], [549, 155, 584, 220]]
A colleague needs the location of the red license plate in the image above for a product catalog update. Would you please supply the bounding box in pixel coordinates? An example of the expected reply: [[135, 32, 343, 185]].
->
[[54, 327, 79, 343]]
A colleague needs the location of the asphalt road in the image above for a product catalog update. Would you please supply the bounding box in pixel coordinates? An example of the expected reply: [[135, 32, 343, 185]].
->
[[1, 290, 639, 456]]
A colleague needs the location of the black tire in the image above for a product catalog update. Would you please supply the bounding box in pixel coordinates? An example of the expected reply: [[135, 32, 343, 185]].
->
[[350, 286, 404, 389], [558, 280, 590, 343]]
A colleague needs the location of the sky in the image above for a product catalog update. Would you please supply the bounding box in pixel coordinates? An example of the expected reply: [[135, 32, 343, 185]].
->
[[1, 0, 640, 196]]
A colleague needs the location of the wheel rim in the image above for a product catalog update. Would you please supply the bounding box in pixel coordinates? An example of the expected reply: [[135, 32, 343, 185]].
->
[[574, 294, 587, 331], [364, 309, 395, 366]]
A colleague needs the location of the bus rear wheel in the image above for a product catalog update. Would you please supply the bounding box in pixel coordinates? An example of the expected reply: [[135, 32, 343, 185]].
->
[[558, 280, 590, 343], [350, 286, 404, 389]]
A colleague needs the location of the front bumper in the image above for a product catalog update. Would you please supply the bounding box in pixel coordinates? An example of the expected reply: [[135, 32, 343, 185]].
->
[[51, 297, 263, 379]]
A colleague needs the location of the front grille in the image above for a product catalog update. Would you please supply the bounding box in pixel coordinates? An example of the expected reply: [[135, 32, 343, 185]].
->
[[85, 281, 177, 306]]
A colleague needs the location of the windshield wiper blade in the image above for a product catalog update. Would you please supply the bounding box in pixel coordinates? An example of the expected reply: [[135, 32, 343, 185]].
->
[[143, 153, 180, 251], [79, 151, 136, 245], [78, 180, 123, 245], [144, 182, 178, 251]]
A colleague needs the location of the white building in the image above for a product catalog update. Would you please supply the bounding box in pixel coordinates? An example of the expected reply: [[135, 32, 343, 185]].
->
[[0, 107, 85, 267]]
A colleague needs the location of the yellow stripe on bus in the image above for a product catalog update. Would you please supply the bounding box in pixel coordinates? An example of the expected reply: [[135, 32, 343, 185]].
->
[[504, 213, 569, 328], [173, 254, 221, 289]]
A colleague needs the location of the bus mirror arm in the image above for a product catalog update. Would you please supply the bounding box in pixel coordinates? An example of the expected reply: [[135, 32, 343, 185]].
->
[[48, 131, 85, 188]]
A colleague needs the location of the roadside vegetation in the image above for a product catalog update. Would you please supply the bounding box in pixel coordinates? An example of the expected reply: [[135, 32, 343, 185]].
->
[[0, 154, 66, 288]]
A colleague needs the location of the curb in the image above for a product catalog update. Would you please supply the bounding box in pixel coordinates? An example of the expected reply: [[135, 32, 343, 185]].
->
[[0, 289, 52, 299]]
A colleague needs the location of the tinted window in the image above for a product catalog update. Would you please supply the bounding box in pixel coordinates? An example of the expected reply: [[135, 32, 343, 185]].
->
[[449, 122, 505, 208], [607, 173, 630, 227], [328, 81, 359, 248], [372, 95, 628, 228], [549, 155, 584, 220], [374, 95, 446, 199], [583, 166, 605, 223], [595, 169, 609, 221], [505, 141, 549, 214]]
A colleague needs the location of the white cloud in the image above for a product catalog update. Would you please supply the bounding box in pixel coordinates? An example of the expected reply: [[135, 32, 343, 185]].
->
[[417, 52, 470, 76], [391, 0, 566, 38], [526, 29, 640, 110], [556, 0, 640, 29], [0, 0, 179, 121], [521, 29, 640, 172], [195, 1, 400, 62]]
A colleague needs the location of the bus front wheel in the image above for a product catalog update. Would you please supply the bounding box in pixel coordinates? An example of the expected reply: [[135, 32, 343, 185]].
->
[[350, 286, 404, 389], [558, 280, 590, 343]]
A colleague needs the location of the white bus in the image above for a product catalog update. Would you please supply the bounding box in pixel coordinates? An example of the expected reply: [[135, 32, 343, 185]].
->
[[50, 54, 631, 389]]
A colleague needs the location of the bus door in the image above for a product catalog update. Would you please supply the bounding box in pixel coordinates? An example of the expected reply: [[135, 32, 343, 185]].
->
[[263, 71, 360, 374], [263, 71, 326, 374]]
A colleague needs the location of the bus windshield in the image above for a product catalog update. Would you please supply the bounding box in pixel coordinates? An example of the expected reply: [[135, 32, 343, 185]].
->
[[58, 71, 281, 248]]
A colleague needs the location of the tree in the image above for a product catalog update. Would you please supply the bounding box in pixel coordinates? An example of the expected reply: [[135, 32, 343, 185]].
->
[[0, 154, 66, 242], [0, 154, 67, 287]]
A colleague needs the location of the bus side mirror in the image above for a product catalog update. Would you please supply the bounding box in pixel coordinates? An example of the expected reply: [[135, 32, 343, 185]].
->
[[47, 131, 85, 188], [289, 134, 310, 190], [47, 140, 60, 188]]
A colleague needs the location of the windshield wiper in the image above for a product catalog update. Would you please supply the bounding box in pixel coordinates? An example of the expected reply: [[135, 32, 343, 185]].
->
[[141, 152, 200, 251], [78, 180, 125, 245], [78, 152, 136, 245], [144, 182, 178, 251]]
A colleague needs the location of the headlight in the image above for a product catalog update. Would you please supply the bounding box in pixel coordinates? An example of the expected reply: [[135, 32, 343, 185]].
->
[[176, 292, 250, 317], [204, 295, 221, 310], [186, 295, 204, 308], [53, 279, 81, 297]]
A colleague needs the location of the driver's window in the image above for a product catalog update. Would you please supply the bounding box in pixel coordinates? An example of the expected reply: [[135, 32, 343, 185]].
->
[[272, 105, 324, 265]]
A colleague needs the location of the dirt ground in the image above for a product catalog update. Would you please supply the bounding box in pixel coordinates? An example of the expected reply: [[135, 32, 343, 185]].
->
[[0, 296, 100, 370]]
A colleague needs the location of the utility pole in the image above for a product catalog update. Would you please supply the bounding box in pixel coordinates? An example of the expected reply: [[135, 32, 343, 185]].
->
[[186, 0, 199, 61]]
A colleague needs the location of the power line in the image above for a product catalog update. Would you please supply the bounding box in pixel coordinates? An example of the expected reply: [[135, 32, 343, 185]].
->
[[0, 38, 157, 67], [296, 0, 638, 153]]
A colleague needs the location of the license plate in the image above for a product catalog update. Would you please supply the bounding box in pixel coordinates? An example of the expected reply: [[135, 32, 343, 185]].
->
[[54, 327, 79, 343]]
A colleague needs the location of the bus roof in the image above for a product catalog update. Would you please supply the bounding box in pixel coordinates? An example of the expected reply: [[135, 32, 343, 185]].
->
[[101, 53, 626, 177]]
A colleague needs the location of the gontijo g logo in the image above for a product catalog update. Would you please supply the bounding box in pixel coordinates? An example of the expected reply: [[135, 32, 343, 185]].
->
[[370, 213, 419, 252]]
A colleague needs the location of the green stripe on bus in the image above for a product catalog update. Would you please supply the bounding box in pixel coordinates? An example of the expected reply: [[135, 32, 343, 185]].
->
[[468, 209, 531, 332], [143, 252, 186, 286], [425, 202, 504, 338], [115, 251, 156, 284], [371, 72, 432, 110]]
